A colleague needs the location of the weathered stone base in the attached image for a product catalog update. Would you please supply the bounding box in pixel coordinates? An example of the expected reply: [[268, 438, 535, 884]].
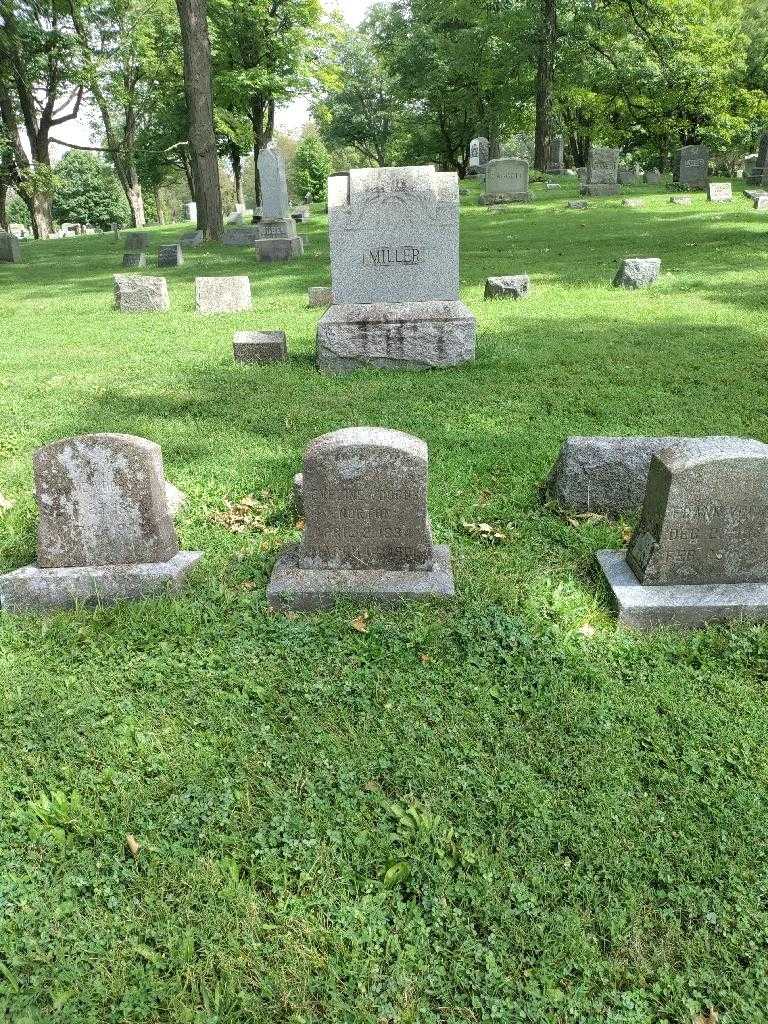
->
[[316, 300, 476, 374], [233, 330, 287, 363], [581, 184, 620, 197], [254, 237, 304, 262], [597, 550, 768, 630], [267, 542, 454, 611], [253, 218, 297, 240], [0, 552, 202, 614], [479, 192, 530, 205]]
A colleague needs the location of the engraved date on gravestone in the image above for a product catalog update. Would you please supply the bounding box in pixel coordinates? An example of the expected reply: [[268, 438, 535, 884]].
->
[[365, 246, 421, 267]]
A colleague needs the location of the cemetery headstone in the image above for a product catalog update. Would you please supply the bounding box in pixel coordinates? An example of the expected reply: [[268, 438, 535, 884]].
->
[[222, 225, 262, 246], [233, 330, 287, 364], [546, 135, 565, 173], [254, 144, 303, 260], [672, 144, 709, 189], [644, 169, 662, 185], [755, 195, 768, 211], [124, 231, 149, 251], [291, 206, 311, 222], [596, 437, 768, 628], [484, 275, 530, 300], [567, 200, 588, 209], [617, 169, 639, 185], [0, 231, 21, 263], [309, 286, 333, 307], [743, 154, 758, 181], [468, 136, 490, 174], [0, 434, 201, 613], [195, 276, 252, 314], [708, 182, 733, 203], [180, 230, 203, 247], [183, 200, 197, 221], [613, 258, 660, 289], [756, 134, 768, 184], [267, 427, 455, 610], [158, 244, 183, 267], [581, 147, 620, 196], [480, 157, 530, 204], [545, 435, 740, 514], [114, 274, 170, 312], [122, 251, 147, 268], [316, 164, 476, 373]]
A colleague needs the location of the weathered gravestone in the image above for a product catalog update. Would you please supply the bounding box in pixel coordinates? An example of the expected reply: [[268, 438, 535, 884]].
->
[[0, 434, 201, 613], [233, 330, 287, 363], [622, 198, 644, 208], [618, 169, 639, 185], [180, 229, 203, 248], [316, 165, 476, 373], [114, 274, 170, 312], [613, 258, 661, 289], [267, 427, 455, 609], [158, 244, 183, 267], [708, 182, 733, 203], [484, 275, 530, 300], [253, 144, 303, 261], [124, 232, 149, 251], [468, 136, 490, 173], [480, 158, 530, 204], [581, 147, 620, 196], [669, 195, 693, 205], [756, 134, 768, 185], [567, 200, 588, 209], [673, 145, 709, 189], [545, 435, 737, 514], [644, 169, 662, 185], [195, 276, 252, 314], [596, 437, 768, 628], [292, 206, 311, 222], [755, 195, 768, 211], [122, 251, 146, 268], [546, 135, 565, 174], [0, 231, 21, 263], [743, 154, 758, 181], [183, 200, 197, 221]]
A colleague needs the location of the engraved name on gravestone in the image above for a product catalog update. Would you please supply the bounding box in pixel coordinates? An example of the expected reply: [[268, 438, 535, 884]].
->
[[298, 427, 434, 571], [626, 438, 768, 586], [482, 157, 529, 203], [328, 166, 459, 305], [673, 145, 709, 189], [35, 434, 180, 568]]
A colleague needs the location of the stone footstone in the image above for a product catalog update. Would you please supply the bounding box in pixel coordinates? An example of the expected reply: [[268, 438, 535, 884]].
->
[[0, 553, 202, 614], [545, 435, 738, 514], [114, 274, 170, 312], [254, 237, 304, 262], [195, 276, 251, 313], [567, 200, 588, 209], [158, 244, 183, 267], [316, 300, 476, 374], [613, 258, 661, 289], [233, 330, 287, 363], [622, 198, 644, 208], [0, 232, 21, 263], [484, 275, 530, 300], [308, 286, 333, 307], [267, 427, 454, 610], [669, 196, 693, 205], [122, 251, 146, 268]]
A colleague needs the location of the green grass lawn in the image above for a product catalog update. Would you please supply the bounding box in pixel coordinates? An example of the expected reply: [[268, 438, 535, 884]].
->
[[2, 176, 768, 1024]]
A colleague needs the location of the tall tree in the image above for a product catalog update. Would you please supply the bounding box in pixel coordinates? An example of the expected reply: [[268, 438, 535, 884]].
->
[[174, 0, 222, 239], [0, 1, 83, 237], [534, 0, 557, 169]]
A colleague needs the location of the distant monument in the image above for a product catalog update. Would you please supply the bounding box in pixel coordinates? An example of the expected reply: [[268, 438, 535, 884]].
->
[[253, 144, 303, 261], [672, 145, 709, 190], [581, 147, 620, 197], [468, 136, 490, 175]]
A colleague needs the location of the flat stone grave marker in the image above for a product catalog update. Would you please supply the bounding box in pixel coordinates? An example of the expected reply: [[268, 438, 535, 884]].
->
[[669, 195, 693, 205], [267, 427, 454, 609], [622, 198, 644, 208], [597, 437, 768, 628], [673, 144, 709, 189], [480, 158, 530, 204], [114, 274, 170, 312], [613, 258, 660, 289], [233, 331, 287, 363], [0, 434, 201, 612], [581, 147, 620, 196], [195, 276, 252, 314], [484, 275, 530, 300], [316, 164, 475, 373], [708, 182, 733, 202], [158, 244, 183, 267]]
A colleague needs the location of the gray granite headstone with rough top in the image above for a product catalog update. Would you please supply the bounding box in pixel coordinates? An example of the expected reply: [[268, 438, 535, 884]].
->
[[114, 274, 170, 312], [267, 427, 454, 609], [480, 158, 530, 204], [158, 244, 183, 267], [613, 257, 660, 289], [195, 276, 252, 314], [122, 251, 147, 268], [484, 275, 530, 299], [581, 147, 620, 196], [673, 145, 709, 189], [596, 437, 768, 628], [0, 231, 21, 263], [317, 164, 475, 372], [0, 434, 201, 612]]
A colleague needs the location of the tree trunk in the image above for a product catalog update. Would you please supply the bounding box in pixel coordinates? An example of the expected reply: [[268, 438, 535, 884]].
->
[[251, 97, 265, 217], [126, 180, 146, 228], [232, 151, 244, 206], [154, 184, 165, 224], [175, 0, 223, 240], [534, 0, 557, 171], [0, 180, 7, 231]]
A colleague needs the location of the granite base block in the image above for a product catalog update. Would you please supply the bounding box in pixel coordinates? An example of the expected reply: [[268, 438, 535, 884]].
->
[[316, 300, 476, 373], [267, 543, 455, 611], [581, 184, 620, 197], [0, 552, 202, 613], [479, 192, 530, 205], [254, 237, 304, 261], [597, 550, 768, 630]]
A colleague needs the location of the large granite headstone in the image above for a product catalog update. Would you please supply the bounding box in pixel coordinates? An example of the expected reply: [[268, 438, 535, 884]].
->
[[254, 144, 303, 260], [267, 427, 454, 609], [581, 147, 620, 196], [124, 232, 149, 251], [596, 437, 768, 628], [0, 231, 21, 263], [480, 158, 530, 205], [158, 244, 183, 267], [0, 434, 201, 612], [316, 165, 475, 373], [673, 145, 709, 189]]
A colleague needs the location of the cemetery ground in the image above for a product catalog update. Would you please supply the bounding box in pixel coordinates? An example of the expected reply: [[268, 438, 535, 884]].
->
[[1, 177, 768, 1024]]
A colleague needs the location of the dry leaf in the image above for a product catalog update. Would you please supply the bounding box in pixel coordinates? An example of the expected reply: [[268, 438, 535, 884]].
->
[[125, 834, 140, 860], [295, 518, 305, 530], [212, 493, 275, 534], [620, 522, 632, 543], [692, 1011, 718, 1024], [0, 493, 14, 514], [419, 653, 431, 664], [351, 612, 370, 633], [566, 511, 609, 528], [239, 580, 257, 591], [461, 520, 509, 543], [578, 623, 596, 637]]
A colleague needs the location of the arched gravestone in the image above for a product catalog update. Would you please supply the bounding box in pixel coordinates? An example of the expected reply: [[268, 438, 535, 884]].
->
[[316, 165, 476, 373], [267, 427, 454, 609], [596, 437, 768, 628], [0, 434, 201, 613]]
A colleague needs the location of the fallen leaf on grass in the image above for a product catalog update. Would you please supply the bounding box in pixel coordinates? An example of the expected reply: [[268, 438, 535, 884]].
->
[[566, 512, 609, 528], [620, 522, 632, 543], [419, 653, 431, 665], [461, 520, 509, 543], [0, 493, 15, 514], [239, 581, 257, 591], [212, 493, 275, 534], [351, 611, 370, 633], [125, 834, 140, 860], [692, 1011, 718, 1024]]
